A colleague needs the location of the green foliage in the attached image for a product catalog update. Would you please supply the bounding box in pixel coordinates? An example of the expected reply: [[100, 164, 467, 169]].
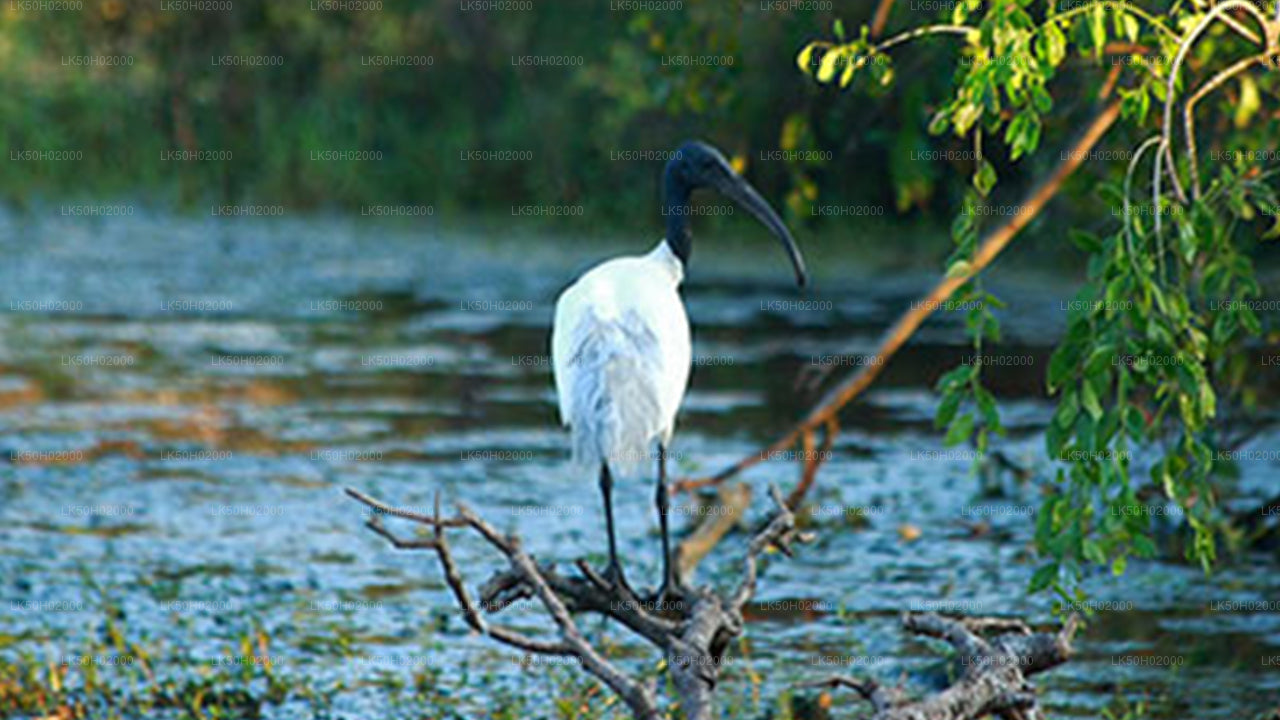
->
[[936, 193, 1007, 465], [0, 2, 847, 229], [798, 0, 1278, 595]]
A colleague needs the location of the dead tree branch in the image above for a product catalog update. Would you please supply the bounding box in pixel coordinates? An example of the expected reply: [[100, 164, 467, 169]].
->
[[806, 612, 1080, 720], [349, 486, 1076, 720], [346, 484, 809, 720]]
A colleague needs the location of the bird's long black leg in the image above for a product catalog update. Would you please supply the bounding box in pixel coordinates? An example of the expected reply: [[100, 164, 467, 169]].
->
[[656, 444, 680, 600], [599, 463, 629, 591]]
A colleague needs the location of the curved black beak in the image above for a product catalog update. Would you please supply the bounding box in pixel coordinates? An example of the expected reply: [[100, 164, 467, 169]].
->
[[713, 172, 808, 288]]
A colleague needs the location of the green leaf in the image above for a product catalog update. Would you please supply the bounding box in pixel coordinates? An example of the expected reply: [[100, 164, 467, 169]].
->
[[1111, 555, 1128, 576], [797, 44, 816, 74], [817, 50, 841, 83], [936, 364, 976, 392], [1030, 563, 1060, 593], [1089, 5, 1107, 61], [1004, 112, 1026, 153], [1132, 533, 1157, 557], [953, 102, 983, 135], [878, 64, 895, 87], [1199, 377, 1217, 419], [1043, 20, 1067, 68], [1234, 75, 1261, 129], [1054, 390, 1081, 430], [1135, 83, 1151, 123], [1081, 381, 1103, 420], [975, 386, 1002, 433], [1032, 84, 1054, 113], [1006, 110, 1041, 160], [1123, 404, 1146, 440], [946, 259, 974, 279], [1082, 539, 1107, 565], [944, 412, 976, 446], [1123, 14, 1140, 43], [1264, 215, 1280, 241], [1070, 230, 1102, 253], [1047, 345, 1079, 393], [936, 388, 963, 429], [928, 110, 951, 136], [974, 159, 997, 197], [1241, 306, 1262, 334], [840, 60, 858, 88], [1084, 345, 1116, 377]]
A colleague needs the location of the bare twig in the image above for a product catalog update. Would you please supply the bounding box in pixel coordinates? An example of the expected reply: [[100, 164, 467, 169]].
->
[[345, 486, 467, 528], [731, 485, 810, 610], [487, 515, 662, 717], [1184, 53, 1269, 199], [1155, 0, 1270, 232], [1209, 0, 1265, 45], [802, 674, 898, 714], [785, 416, 837, 510], [1123, 134, 1164, 263], [874, 24, 975, 53], [956, 615, 1035, 636], [347, 489, 575, 657], [905, 611, 990, 659]]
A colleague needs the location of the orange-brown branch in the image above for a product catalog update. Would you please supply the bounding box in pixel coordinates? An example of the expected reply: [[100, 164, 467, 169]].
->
[[871, 0, 896, 39]]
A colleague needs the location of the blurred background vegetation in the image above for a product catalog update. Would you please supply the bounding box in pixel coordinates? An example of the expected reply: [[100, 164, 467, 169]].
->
[[0, 0, 1150, 256]]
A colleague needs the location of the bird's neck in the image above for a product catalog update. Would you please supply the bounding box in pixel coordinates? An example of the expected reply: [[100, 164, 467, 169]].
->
[[646, 240, 685, 284], [663, 175, 692, 268]]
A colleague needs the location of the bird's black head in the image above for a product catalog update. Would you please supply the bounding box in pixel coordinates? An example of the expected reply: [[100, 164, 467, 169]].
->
[[664, 141, 734, 191], [662, 140, 807, 288]]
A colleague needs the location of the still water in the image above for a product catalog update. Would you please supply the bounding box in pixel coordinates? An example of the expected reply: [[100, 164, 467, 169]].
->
[[1, 211, 1277, 718]]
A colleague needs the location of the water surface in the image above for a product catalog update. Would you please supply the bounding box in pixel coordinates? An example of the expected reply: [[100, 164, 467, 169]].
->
[[2, 211, 1278, 718]]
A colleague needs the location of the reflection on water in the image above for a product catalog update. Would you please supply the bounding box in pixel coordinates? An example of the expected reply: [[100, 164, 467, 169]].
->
[[1, 212, 1278, 718]]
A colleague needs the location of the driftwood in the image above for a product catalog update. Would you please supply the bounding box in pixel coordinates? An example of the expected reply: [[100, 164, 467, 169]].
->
[[346, 486, 1077, 720], [805, 613, 1079, 720]]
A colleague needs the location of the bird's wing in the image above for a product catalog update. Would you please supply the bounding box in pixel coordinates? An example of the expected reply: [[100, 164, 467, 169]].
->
[[553, 264, 688, 426], [648, 289, 691, 442], [551, 283, 583, 426], [550, 255, 691, 472]]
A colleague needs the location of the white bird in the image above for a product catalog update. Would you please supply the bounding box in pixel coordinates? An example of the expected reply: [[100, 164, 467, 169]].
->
[[551, 140, 808, 599]]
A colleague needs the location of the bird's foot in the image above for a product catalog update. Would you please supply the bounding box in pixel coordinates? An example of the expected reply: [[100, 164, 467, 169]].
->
[[646, 581, 689, 617], [601, 562, 638, 600]]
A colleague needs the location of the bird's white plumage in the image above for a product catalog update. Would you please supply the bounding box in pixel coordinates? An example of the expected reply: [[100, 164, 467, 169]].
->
[[552, 241, 691, 477]]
